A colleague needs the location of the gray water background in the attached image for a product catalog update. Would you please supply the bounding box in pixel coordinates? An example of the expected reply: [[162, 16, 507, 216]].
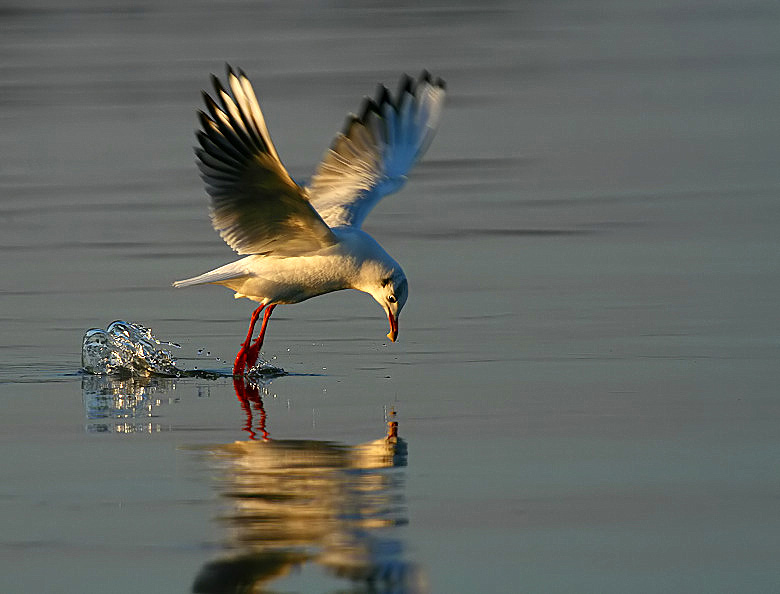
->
[[2, 0, 780, 591]]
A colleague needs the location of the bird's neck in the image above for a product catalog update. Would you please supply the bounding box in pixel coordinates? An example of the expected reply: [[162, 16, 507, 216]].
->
[[332, 227, 400, 291]]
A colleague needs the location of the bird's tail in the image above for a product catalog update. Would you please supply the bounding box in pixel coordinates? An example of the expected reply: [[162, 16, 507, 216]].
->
[[172, 261, 248, 288]]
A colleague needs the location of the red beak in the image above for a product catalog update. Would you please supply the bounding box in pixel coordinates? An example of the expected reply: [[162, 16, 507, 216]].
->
[[387, 312, 398, 342]]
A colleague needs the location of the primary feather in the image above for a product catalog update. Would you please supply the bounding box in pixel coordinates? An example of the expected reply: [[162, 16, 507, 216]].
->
[[307, 71, 446, 228], [196, 66, 336, 257]]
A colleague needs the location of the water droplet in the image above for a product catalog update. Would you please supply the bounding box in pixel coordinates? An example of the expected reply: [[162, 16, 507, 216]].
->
[[81, 321, 180, 377]]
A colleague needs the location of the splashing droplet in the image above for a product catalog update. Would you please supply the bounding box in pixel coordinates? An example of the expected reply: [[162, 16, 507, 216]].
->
[[82, 321, 181, 377], [82, 321, 286, 380]]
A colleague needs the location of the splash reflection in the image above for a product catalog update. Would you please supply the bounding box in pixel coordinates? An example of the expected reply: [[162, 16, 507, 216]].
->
[[194, 380, 424, 593], [81, 373, 179, 434]]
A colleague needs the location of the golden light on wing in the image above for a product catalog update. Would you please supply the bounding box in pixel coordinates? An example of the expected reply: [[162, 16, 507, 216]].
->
[[196, 66, 336, 256]]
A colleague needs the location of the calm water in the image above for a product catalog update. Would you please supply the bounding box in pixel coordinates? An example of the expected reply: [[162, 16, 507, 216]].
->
[[2, 0, 780, 592]]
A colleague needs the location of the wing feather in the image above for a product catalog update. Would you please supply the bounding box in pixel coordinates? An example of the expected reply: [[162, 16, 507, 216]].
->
[[195, 66, 336, 256], [308, 72, 446, 229]]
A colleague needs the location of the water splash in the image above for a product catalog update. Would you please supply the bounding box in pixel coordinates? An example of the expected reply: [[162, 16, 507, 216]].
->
[[81, 320, 285, 379]]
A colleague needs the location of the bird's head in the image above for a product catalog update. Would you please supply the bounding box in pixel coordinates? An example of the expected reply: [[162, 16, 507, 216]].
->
[[368, 269, 408, 342], [346, 229, 409, 343]]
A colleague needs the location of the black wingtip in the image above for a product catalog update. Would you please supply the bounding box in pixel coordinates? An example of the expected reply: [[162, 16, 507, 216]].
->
[[340, 113, 363, 137], [417, 70, 446, 91], [211, 73, 226, 99], [357, 99, 369, 122], [397, 74, 414, 103], [330, 71, 446, 147], [194, 130, 213, 151], [201, 90, 223, 120], [196, 109, 215, 129], [358, 96, 383, 122], [375, 84, 391, 109]]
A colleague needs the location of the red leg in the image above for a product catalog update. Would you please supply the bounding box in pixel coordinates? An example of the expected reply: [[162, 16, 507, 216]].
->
[[245, 304, 276, 369], [233, 304, 265, 376]]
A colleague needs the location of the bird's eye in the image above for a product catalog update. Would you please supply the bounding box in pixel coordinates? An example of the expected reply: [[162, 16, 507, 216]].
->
[[388, 295, 396, 304]]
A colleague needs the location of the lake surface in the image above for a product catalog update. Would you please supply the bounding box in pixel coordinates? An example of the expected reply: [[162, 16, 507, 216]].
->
[[2, 0, 780, 592]]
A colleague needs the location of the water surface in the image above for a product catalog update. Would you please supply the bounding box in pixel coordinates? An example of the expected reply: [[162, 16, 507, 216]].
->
[[2, 0, 780, 592]]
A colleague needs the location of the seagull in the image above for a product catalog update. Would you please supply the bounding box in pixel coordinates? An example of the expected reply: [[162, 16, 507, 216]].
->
[[173, 66, 446, 376]]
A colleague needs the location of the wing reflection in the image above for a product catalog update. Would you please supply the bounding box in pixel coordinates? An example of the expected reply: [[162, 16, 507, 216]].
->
[[193, 378, 425, 593]]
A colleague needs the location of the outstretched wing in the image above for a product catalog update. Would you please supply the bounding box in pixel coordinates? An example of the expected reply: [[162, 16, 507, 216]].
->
[[196, 66, 337, 256], [307, 71, 446, 229]]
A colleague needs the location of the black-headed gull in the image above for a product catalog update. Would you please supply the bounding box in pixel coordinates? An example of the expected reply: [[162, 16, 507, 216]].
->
[[173, 66, 446, 375]]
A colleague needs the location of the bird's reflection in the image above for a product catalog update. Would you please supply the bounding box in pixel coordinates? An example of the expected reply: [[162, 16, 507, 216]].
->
[[80, 373, 425, 592], [194, 378, 424, 593], [232, 377, 270, 441]]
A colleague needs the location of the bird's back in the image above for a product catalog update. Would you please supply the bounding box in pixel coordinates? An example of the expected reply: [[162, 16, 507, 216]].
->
[[196, 228, 396, 305]]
